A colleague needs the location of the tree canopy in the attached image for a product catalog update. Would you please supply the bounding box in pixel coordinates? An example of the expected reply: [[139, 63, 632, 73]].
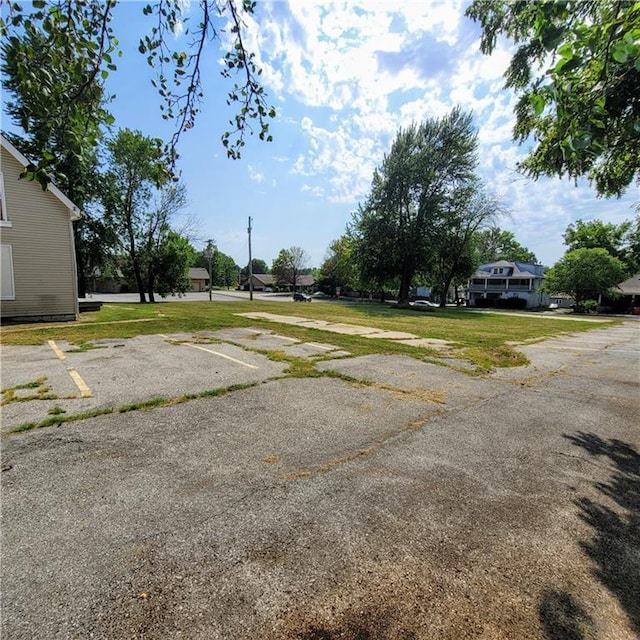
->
[[542, 247, 626, 308], [466, 0, 640, 197], [0, 0, 275, 184], [271, 247, 310, 290], [475, 227, 537, 264], [242, 259, 269, 276], [428, 184, 499, 306], [563, 217, 639, 274], [317, 235, 359, 295], [101, 128, 191, 302], [351, 108, 483, 304]]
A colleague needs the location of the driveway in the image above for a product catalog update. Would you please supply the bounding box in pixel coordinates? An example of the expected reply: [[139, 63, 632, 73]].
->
[[1, 322, 639, 639]]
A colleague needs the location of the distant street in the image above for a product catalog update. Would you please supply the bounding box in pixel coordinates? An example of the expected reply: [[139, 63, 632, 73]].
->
[[87, 290, 300, 304]]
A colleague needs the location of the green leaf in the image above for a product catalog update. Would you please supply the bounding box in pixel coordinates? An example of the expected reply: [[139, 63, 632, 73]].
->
[[611, 43, 629, 63], [529, 92, 545, 115], [540, 24, 565, 51], [556, 56, 581, 74]]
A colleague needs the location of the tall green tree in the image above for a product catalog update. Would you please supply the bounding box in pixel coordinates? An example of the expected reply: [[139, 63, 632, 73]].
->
[[543, 248, 626, 309], [214, 252, 240, 289], [317, 235, 359, 295], [352, 108, 479, 304], [135, 183, 192, 301], [466, 0, 640, 197], [271, 246, 310, 290], [195, 248, 239, 288], [1, 8, 118, 296], [240, 259, 269, 277], [149, 230, 195, 299], [101, 129, 171, 302], [351, 182, 401, 300], [475, 227, 537, 264]]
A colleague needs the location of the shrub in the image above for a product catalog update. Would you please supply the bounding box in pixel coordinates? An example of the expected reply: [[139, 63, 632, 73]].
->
[[574, 299, 599, 314], [495, 297, 528, 310]]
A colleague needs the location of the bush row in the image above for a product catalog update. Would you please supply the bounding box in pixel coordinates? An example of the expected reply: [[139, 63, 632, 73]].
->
[[473, 296, 528, 309]]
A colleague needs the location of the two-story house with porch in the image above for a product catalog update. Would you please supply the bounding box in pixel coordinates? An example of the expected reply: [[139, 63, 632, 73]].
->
[[467, 260, 549, 309]]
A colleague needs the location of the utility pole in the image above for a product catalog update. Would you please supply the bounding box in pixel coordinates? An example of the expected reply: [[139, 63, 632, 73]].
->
[[247, 216, 253, 301], [205, 239, 215, 302]]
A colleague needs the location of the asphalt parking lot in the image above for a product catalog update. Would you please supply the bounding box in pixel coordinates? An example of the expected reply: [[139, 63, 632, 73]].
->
[[1, 320, 639, 639]]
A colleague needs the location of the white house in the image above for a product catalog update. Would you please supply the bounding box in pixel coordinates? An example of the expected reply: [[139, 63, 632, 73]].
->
[[467, 260, 549, 309], [1, 134, 81, 322]]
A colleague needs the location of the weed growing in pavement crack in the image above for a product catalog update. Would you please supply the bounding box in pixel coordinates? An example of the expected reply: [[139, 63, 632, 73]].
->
[[65, 342, 108, 353], [9, 382, 259, 433], [47, 405, 66, 416], [1, 377, 58, 405]]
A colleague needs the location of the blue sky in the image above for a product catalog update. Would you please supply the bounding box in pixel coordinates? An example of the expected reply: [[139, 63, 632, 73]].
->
[[10, 1, 640, 270]]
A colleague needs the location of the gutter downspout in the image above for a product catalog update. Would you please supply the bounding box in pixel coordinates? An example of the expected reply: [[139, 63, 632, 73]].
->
[[69, 215, 80, 319]]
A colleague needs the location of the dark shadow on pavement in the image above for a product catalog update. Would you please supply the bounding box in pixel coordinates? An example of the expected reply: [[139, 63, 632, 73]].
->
[[563, 431, 640, 635], [539, 589, 596, 640]]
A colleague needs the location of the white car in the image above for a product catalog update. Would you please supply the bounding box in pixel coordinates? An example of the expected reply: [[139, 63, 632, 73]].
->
[[410, 300, 438, 307]]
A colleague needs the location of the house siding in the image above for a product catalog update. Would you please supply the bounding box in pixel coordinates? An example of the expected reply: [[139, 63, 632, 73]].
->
[[0, 146, 79, 321]]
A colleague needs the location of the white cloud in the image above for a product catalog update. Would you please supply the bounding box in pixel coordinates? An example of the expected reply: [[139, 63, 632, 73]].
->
[[219, 1, 637, 265], [301, 183, 324, 197], [248, 164, 264, 183]]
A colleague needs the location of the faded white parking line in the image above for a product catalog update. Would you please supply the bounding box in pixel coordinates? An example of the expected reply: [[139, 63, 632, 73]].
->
[[306, 342, 335, 351], [47, 340, 93, 397], [160, 335, 258, 369], [246, 328, 298, 343]]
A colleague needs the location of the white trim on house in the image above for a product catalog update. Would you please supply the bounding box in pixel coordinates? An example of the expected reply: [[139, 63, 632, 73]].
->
[[0, 171, 11, 227], [0, 135, 82, 221], [1, 243, 16, 300]]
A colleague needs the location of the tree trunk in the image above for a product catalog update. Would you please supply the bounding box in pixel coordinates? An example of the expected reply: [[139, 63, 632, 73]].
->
[[125, 223, 146, 302], [132, 258, 146, 303], [147, 272, 156, 303], [398, 262, 413, 304], [74, 231, 87, 298]]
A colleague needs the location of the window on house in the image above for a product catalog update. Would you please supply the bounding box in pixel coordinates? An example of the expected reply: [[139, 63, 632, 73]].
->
[[493, 267, 504, 275], [0, 172, 7, 222], [1, 244, 15, 300]]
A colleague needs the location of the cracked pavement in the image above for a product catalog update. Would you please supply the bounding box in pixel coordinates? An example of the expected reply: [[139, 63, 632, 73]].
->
[[1, 321, 639, 639]]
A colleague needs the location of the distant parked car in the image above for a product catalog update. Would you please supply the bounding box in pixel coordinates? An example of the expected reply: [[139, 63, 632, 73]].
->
[[293, 292, 312, 302], [410, 300, 438, 307], [264, 287, 273, 292]]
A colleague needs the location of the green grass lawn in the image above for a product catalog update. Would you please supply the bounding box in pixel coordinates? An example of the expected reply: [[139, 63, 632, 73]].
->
[[0, 300, 620, 371]]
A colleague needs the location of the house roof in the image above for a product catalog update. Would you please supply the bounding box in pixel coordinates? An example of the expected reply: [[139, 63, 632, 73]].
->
[[472, 260, 543, 278], [0, 134, 82, 221], [616, 273, 640, 295], [251, 274, 275, 285], [189, 267, 210, 280], [295, 274, 315, 286]]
